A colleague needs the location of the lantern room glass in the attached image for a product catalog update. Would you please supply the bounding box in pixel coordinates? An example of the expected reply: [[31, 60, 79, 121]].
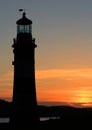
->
[[17, 24, 32, 34]]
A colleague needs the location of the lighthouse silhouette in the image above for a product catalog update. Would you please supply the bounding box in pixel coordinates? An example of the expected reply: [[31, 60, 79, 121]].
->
[[10, 10, 39, 129]]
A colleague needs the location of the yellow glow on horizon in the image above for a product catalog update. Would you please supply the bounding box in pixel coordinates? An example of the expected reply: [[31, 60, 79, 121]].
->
[[69, 89, 92, 107]]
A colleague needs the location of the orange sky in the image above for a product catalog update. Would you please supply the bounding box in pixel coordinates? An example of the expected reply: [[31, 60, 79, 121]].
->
[[1, 68, 92, 108], [36, 68, 92, 107], [1, 0, 92, 108]]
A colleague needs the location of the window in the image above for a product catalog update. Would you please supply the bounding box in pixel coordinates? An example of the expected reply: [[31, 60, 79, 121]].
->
[[17, 25, 32, 34]]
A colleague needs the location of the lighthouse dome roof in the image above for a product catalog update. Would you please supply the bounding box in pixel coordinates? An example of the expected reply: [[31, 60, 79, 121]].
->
[[16, 12, 32, 25]]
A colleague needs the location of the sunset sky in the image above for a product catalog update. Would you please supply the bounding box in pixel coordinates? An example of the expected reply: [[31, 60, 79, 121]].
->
[[1, 0, 92, 108]]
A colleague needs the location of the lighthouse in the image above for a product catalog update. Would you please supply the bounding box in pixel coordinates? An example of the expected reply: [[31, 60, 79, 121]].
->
[[10, 11, 39, 129]]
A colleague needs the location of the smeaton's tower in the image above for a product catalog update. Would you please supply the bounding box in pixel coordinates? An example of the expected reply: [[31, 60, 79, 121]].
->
[[10, 11, 39, 129]]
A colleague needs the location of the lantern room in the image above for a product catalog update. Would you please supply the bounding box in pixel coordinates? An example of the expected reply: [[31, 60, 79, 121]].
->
[[16, 12, 32, 34]]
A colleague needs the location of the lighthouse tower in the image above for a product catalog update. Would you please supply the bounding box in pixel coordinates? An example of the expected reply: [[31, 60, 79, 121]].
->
[[10, 11, 39, 128]]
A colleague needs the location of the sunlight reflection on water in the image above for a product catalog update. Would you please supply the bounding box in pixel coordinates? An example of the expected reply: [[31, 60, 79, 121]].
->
[[0, 117, 60, 123], [0, 118, 9, 123], [40, 117, 60, 121]]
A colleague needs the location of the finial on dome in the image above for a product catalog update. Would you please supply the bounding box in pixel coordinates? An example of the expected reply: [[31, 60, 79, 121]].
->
[[19, 8, 26, 16]]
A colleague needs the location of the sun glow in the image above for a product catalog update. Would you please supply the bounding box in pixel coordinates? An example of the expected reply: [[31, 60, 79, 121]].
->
[[69, 90, 92, 107]]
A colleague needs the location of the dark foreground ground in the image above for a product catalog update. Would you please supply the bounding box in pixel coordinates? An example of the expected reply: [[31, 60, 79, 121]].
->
[[0, 118, 92, 130], [0, 102, 92, 129]]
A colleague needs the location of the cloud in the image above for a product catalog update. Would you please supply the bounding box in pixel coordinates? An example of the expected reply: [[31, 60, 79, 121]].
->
[[0, 71, 13, 99], [0, 72, 13, 89], [36, 68, 92, 80], [1, 68, 92, 84], [0, 71, 13, 82], [69, 102, 92, 108]]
